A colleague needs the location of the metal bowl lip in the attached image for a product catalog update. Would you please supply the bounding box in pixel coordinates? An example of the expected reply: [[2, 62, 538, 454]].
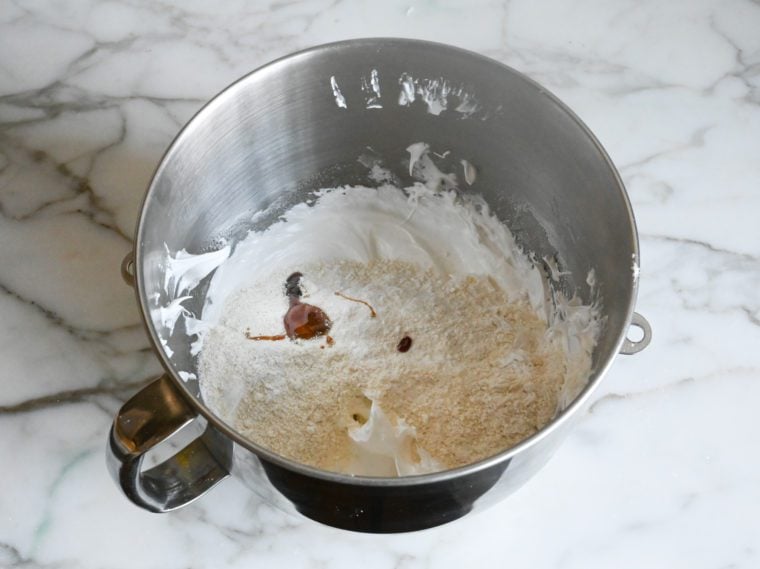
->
[[133, 37, 640, 488]]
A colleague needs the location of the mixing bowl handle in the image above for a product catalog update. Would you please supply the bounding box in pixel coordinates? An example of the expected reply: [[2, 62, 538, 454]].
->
[[619, 312, 652, 355], [106, 374, 230, 512]]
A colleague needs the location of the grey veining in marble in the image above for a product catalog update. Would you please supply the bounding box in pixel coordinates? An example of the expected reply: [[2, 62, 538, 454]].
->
[[1, 0, 759, 567]]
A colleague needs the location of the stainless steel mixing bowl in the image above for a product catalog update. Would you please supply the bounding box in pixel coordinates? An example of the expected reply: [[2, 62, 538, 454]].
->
[[107, 38, 651, 533]]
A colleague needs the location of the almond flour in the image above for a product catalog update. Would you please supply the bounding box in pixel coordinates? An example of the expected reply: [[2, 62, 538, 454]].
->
[[199, 258, 570, 473]]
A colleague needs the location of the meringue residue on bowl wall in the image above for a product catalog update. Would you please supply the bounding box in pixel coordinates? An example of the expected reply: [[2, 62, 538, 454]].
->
[[329, 69, 482, 117]]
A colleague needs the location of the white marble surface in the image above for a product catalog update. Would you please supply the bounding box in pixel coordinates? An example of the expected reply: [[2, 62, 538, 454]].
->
[[1, 0, 759, 567]]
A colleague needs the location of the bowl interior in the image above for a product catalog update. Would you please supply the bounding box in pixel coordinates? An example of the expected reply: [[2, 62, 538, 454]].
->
[[137, 39, 637, 419]]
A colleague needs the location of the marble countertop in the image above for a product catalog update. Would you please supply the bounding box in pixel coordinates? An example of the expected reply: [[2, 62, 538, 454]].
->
[[2, 0, 759, 567]]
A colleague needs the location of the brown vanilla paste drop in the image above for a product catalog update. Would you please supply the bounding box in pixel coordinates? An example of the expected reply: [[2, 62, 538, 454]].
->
[[397, 335, 413, 353], [244, 272, 331, 342], [246, 333, 286, 341], [283, 272, 332, 340], [334, 291, 376, 317], [284, 301, 332, 339], [285, 272, 304, 297]]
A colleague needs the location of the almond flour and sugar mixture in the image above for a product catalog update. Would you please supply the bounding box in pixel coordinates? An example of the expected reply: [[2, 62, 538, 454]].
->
[[200, 258, 573, 475], [196, 172, 599, 477]]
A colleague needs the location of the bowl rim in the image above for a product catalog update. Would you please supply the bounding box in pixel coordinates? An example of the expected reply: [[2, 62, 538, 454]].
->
[[133, 37, 640, 487]]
